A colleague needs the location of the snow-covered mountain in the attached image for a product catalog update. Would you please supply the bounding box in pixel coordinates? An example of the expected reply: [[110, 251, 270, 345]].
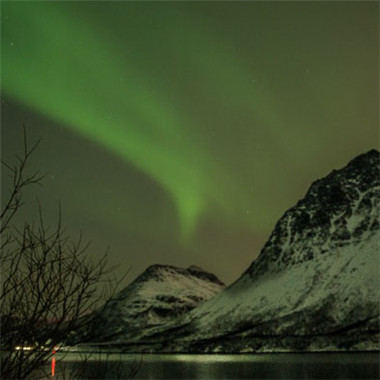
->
[[125, 150, 380, 352], [78, 264, 224, 343]]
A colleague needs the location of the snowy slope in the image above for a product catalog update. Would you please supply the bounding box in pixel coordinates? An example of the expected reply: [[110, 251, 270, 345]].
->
[[175, 229, 379, 352], [128, 150, 379, 352], [79, 264, 224, 343]]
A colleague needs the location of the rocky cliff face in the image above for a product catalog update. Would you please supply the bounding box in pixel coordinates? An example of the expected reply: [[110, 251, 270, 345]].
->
[[246, 149, 379, 278], [124, 150, 379, 352], [79, 264, 224, 343]]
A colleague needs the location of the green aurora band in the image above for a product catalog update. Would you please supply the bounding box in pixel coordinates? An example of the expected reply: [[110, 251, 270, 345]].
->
[[2, 2, 275, 239], [2, 2, 378, 246]]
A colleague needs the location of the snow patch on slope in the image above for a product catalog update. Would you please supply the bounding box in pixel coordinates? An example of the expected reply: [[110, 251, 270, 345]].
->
[[82, 264, 224, 342], [188, 229, 378, 340]]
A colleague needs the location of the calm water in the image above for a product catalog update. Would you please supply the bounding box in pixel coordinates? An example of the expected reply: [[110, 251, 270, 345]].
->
[[44, 352, 379, 379]]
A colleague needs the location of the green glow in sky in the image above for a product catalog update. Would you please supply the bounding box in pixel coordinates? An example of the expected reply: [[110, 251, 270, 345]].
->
[[2, 2, 282, 239], [2, 1, 378, 281], [3, 3, 211, 239]]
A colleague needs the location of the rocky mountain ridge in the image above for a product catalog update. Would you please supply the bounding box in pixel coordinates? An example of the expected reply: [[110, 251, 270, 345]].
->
[[78, 150, 379, 352], [246, 149, 379, 278], [116, 150, 380, 352], [78, 264, 225, 343]]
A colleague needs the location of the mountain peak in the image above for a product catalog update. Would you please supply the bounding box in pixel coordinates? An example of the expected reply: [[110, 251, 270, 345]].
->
[[158, 149, 379, 352], [77, 150, 379, 352], [245, 149, 380, 277], [132, 264, 225, 287], [79, 263, 225, 343]]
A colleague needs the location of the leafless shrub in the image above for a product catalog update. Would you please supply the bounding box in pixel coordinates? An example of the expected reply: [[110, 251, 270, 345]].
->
[[0, 128, 120, 379]]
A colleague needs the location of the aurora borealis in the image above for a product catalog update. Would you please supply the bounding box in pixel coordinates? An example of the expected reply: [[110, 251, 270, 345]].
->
[[1, 1, 378, 283]]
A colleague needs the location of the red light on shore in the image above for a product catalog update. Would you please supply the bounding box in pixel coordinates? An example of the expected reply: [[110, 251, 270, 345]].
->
[[51, 357, 56, 377]]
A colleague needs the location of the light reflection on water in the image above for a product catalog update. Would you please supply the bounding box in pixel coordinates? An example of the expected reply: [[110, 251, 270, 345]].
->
[[51, 356, 56, 377], [44, 351, 379, 379]]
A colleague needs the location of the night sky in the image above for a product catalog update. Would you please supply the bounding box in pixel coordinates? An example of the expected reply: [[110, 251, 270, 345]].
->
[[1, 1, 378, 284]]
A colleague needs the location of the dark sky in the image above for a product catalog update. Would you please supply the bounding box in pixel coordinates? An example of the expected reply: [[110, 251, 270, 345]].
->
[[1, 1, 378, 284]]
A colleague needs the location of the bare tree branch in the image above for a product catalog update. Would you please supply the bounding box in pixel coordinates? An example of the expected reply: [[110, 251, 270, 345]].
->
[[1, 127, 120, 379]]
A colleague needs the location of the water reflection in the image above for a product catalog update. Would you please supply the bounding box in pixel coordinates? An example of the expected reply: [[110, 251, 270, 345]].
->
[[51, 356, 56, 377], [45, 352, 379, 379]]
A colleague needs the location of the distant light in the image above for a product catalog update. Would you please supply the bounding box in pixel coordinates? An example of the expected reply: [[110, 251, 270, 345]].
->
[[52, 357, 56, 377], [15, 346, 33, 351]]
